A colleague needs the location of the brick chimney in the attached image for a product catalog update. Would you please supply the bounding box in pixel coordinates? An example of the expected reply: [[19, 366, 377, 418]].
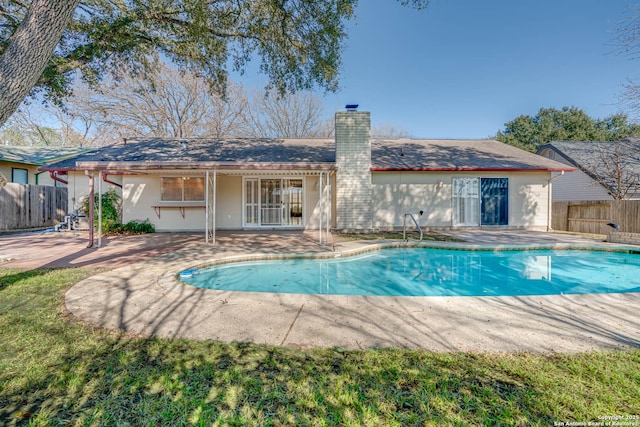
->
[[335, 110, 373, 231]]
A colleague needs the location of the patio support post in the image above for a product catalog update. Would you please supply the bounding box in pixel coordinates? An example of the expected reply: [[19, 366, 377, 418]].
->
[[326, 172, 331, 244], [213, 169, 216, 245], [97, 173, 102, 248], [206, 169, 217, 245], [319, 171, 323, 245], [85, 171, 94, 248]]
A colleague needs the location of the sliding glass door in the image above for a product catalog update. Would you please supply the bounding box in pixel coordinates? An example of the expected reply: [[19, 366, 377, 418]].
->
[[453, 177, 509, 226]]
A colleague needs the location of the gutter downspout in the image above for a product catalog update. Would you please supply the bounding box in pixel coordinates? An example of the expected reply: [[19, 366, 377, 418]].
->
[[546, 171, 565, 231], [49, 171, 68, 185], [102, 171, 123, 188]]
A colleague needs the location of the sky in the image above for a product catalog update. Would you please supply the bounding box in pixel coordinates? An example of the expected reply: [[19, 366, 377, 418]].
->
[[235, 0, 640, 139]]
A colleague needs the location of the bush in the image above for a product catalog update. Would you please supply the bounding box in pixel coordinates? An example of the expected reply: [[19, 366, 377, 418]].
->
[[82, 191, 154, 235], [113, 219, 155, 234], [82, 189, 122, 233]]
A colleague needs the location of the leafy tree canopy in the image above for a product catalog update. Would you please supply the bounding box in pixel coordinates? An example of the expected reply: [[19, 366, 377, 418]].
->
[[495, 106, 640, 152], [1, 0, 428, 102]]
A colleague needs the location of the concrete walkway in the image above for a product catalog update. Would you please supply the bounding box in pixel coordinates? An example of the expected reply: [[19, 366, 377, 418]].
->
[[5, 230, 628, 354]]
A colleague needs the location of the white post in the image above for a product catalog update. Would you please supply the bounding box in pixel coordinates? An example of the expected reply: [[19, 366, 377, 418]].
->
[[319, 171, 323, 245], [326, 172, 331, 244], [213, 168, 217, 245], [205, 170, 210, 244], [97, 172, 102, 248]]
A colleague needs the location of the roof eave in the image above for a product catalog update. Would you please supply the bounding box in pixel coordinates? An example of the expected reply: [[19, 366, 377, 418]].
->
[[53, 161, 337, 171], [371, 166, 576, 172]]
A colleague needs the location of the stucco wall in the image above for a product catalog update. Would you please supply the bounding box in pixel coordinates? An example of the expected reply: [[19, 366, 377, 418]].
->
[[371, 171, 551, 230]]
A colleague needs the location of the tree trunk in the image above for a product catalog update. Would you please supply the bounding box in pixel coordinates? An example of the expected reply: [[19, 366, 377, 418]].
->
[[0, 0, 80, 127]]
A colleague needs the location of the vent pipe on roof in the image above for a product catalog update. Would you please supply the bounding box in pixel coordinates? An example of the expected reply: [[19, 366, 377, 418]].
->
[[181, 140, 188, 151]]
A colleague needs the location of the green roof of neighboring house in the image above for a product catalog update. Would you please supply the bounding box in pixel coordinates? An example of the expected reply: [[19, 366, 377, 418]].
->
[[0, 145, 90, 166]]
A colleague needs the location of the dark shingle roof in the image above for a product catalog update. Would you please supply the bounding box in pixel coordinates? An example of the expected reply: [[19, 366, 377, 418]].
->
[[538, 140, 640, 196], [0, 145, 89, 166], [41, 137, 572, 172], [41, 138, 336, 170], [372, 139, 571, 171]]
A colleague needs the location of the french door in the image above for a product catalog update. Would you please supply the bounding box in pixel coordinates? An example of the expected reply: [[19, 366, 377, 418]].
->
[[244, 178, 304, 227]]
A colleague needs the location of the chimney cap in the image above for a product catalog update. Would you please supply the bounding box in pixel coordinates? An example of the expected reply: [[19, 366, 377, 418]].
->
[[345, 104, 359, 111]]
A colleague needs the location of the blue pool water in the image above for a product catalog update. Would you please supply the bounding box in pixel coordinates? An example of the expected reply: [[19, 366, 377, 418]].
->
[[181, 248, 640, 297]]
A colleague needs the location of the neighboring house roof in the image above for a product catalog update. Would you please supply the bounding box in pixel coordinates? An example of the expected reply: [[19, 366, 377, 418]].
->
[[0, 145, 90, 166], [537, 140, 640, 197], [40, 137, 573, 172]]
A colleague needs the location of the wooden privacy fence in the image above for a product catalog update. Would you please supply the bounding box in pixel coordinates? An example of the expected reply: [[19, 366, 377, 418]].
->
[[0, 183, 68, 231], [552, 200, 640, 234]]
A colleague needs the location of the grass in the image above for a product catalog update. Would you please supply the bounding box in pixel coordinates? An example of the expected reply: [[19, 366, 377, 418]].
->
[[1, 267, 639, 426]]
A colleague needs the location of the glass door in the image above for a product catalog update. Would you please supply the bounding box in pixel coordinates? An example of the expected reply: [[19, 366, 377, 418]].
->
[[245, 178, 259, 226], [452, 178, 480, 226], [282, 179, 303, 226], [260, 179, 282, 225], [480, 178, 508, 225]]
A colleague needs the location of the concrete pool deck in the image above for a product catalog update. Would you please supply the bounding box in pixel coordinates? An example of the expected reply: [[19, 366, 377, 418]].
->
[[3, 230, 640, 353]]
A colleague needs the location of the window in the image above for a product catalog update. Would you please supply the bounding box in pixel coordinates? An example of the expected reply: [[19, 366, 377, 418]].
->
[[12, 168, 28, 184], [161, 176, 205, 201]]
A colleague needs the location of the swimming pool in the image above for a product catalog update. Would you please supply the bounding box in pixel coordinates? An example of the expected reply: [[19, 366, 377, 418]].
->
[[180, 248, 640, 297]]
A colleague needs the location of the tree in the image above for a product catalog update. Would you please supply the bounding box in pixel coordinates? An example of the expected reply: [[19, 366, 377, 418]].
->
[[371, 123, 413, 138], [586, 141, 640, 200], [241, 89, 331, 138], [495, 106, 640, 152], [614, 5, 640, 120], [82, 60, 249, 140], [0, 0, 80, 126], [0, 0, 430, 128]]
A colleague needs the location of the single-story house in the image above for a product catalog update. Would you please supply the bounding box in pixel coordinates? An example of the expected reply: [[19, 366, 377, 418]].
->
[[0, 145, 88, 186], [41, 111, 573, 243], [537, 139, 640, 201]]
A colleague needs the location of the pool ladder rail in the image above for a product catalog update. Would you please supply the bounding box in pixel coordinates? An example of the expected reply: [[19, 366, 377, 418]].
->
[[403, 211, 424, 242]]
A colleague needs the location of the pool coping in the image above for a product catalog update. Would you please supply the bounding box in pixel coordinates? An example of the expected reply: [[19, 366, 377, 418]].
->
[[65, 236, 640, 354]]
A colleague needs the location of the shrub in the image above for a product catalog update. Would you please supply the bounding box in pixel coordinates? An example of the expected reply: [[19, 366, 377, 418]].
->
[[82, 189, 122, 233], [117, 219, 155, 234]]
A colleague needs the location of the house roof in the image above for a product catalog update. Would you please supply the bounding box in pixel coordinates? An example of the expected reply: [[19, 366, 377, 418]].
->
[[537, 140, 640, 196], [40, 137, 573, 173], [0, 145, 90, 166], [371, 139, 573, 171], [39, 138, 337, 172]]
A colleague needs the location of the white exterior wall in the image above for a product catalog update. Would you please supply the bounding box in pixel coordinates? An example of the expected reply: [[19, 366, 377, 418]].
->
[[371, 171, 551, 230], [508, 172, 549, 229], [216, 175, 242, 229], [538, 148, 611, 201]]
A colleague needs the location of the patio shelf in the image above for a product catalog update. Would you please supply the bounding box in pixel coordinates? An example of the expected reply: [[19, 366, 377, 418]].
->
[[151, 205, 205, 219]]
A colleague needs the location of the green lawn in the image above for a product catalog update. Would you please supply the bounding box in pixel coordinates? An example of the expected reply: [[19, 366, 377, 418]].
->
[[1, 267, 638, 426]]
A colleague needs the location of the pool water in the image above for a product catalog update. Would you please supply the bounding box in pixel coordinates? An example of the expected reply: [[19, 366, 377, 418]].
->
[[181, 248, 640, 297]]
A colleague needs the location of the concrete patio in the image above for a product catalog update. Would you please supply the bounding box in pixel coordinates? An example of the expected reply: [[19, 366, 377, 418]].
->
[[2, 229, 639, 353]]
